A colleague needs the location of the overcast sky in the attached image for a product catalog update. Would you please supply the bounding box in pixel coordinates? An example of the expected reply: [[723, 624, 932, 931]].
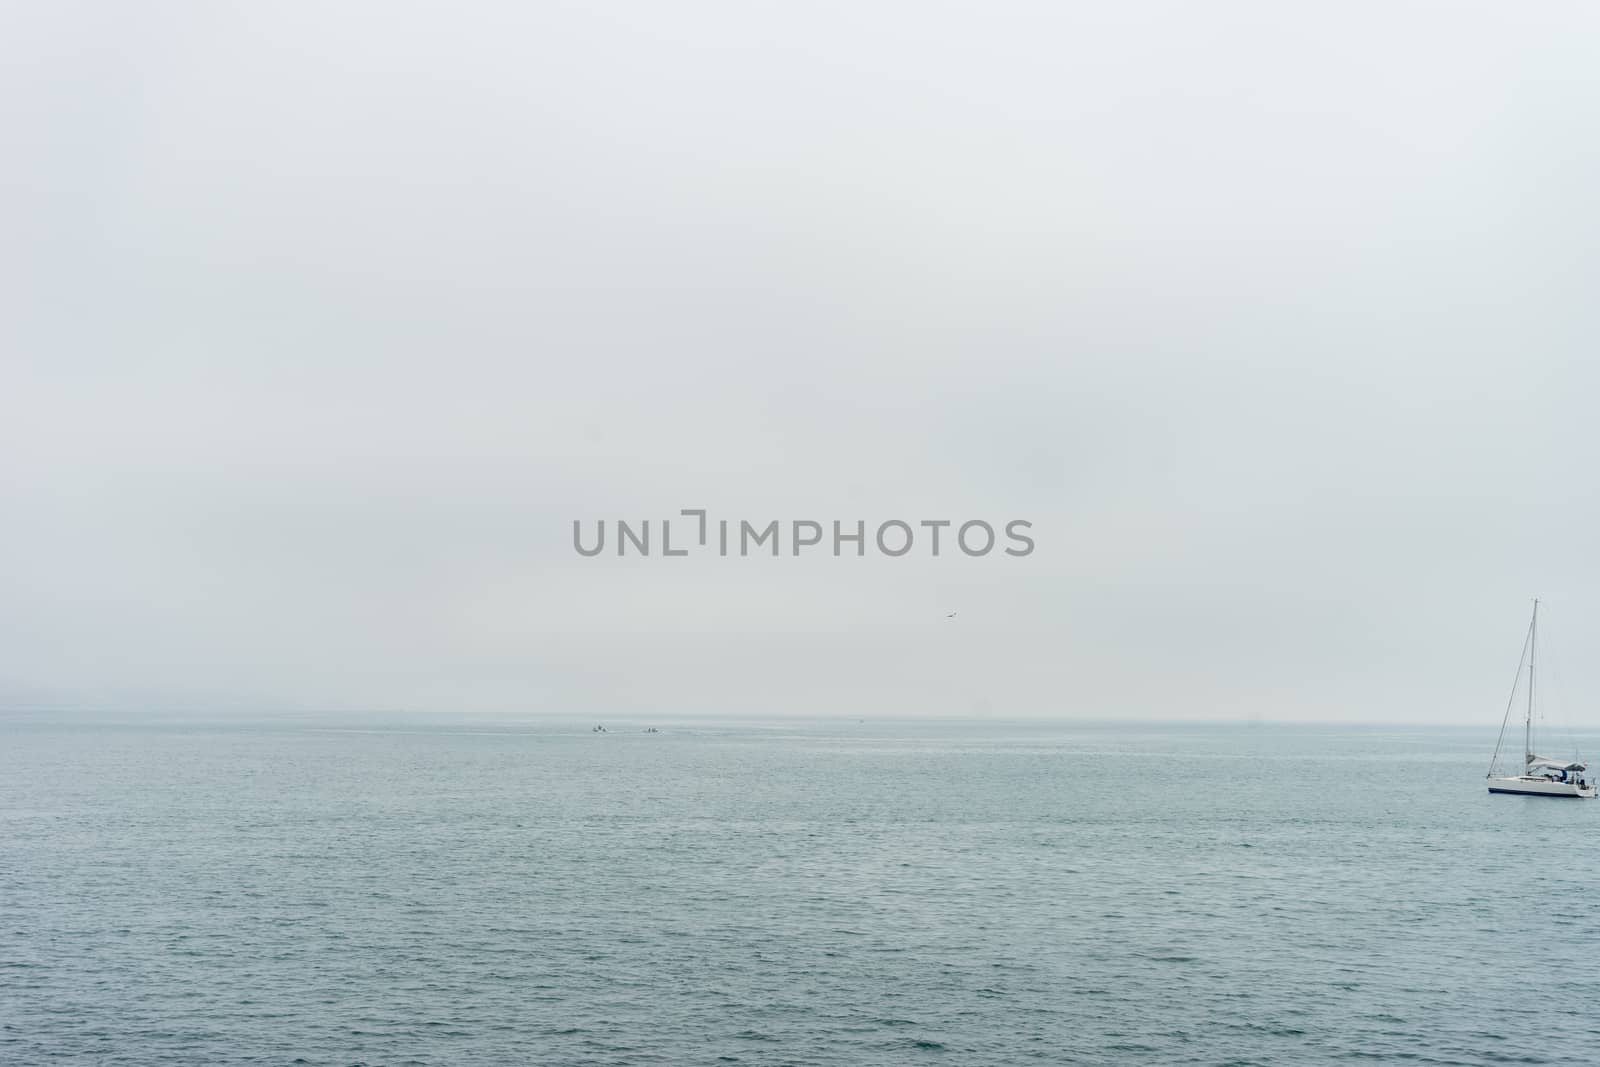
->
[[4, 2, 1599, 721]]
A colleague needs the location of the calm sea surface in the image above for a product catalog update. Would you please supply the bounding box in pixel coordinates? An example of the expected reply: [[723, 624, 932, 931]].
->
[[3, 716, 1598, 1065]]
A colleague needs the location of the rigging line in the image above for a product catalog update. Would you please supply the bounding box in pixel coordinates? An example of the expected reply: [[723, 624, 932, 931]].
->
[[1539, 603, 1584, 760], [1487, 612, 1534, 778]]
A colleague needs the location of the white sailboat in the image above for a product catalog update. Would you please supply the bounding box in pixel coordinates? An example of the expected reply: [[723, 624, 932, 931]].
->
[[1486, 599, 1596, 798]]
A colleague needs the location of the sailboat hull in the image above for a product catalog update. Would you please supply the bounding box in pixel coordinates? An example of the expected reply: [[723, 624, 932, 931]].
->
[[1487, 776, 1596, 798]]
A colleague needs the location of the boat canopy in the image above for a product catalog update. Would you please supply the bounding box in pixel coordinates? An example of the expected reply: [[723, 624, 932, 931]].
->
[[1527, 755, 1587, 772]]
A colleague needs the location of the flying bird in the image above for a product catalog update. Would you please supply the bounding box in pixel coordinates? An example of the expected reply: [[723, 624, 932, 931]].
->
[[946, 612, 957, 618]]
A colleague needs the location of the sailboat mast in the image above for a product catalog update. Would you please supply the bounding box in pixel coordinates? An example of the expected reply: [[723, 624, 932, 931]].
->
[[1526, 599, 1538, 772]]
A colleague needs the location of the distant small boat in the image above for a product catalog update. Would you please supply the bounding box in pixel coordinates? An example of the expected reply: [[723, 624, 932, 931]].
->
[[1486, 600, 1596, 798]]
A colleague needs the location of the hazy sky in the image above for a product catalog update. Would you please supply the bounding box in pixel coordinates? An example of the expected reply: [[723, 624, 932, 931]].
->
[[5, 2, 1599, 721]]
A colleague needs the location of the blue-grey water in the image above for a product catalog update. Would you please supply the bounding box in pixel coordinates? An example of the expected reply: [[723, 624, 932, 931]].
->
[[3, 716, 1598, 1065]]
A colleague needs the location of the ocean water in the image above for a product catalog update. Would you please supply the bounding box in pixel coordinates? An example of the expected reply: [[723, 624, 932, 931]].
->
[[3, 716, 1598, 1066]]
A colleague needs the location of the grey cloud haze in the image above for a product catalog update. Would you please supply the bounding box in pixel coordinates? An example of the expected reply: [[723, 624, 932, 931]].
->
[[4, 1, 1599, 720]]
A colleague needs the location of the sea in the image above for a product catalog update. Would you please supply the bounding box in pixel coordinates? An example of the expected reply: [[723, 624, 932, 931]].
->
[[3, 715, 1598, 1066]]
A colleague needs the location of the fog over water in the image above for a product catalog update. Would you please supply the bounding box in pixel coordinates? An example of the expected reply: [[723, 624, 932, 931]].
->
[[4, 2, 1599, 720]]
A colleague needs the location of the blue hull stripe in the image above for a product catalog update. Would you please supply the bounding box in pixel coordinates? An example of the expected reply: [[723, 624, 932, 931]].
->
[[1488, 787, 1591, 798]]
